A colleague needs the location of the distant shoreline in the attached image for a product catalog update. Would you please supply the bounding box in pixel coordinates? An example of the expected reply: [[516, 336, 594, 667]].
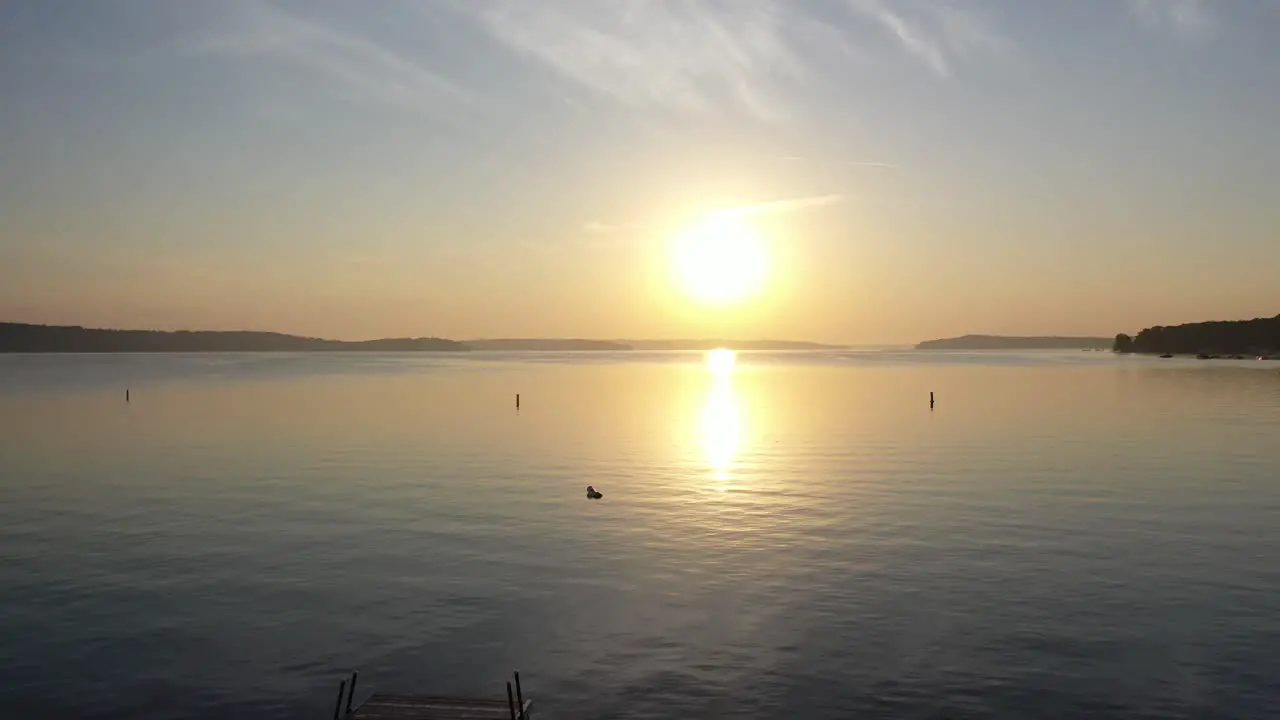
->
[[0, 323, 467, 353], [0, 322, 848, 354], [915, 335, 1112, 350]]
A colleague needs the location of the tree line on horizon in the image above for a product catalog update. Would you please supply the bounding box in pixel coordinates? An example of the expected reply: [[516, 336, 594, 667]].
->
[[1114, 314, 1280, 355], [0, 322, 465, 353]]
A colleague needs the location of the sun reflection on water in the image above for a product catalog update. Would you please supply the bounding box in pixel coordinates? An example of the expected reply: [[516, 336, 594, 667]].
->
[[698, 349, 743, 489]]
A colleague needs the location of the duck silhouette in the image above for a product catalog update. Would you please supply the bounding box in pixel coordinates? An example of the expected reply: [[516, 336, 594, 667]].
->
[[586, 485, 603, 500]]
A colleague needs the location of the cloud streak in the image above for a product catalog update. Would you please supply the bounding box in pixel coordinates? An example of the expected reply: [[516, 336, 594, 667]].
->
[[781, 155, 898, 169], [190, 1, 1010, 126], [582, 193, 842, 241], [1127, 0, 1214, 37], [470, 0, 818, 123], [582, 221, 618, 234], [842, 0, 1010, 77], [194, 2, 463, 116], [847, 0, 947, 75], [716, 193, 844, 218], [468, 1, 1010, 121]]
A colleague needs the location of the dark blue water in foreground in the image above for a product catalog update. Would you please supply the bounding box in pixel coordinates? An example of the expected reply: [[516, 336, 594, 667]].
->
[[2, 351, 1278, 719]]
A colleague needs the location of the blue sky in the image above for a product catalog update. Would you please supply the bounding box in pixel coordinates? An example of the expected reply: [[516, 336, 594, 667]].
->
[[1, 0, 1277, 343]]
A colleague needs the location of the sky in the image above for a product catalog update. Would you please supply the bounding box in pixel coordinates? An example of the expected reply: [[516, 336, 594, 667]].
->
[[1, 0, 1278, 345]]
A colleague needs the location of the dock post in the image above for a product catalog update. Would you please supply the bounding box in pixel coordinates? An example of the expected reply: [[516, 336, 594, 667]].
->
[[346, 671, 358, 713], [333, 679, 347, 720], [516, 393, 520, 409], [507, 681, 517, 720], [930, 391, 934, 409], [514, 671, 525, 717]]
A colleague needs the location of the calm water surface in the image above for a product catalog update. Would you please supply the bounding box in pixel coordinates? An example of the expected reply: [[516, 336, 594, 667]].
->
[[2, 351, 1278, 719]]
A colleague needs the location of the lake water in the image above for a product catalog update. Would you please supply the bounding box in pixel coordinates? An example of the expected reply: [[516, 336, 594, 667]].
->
[[1, 350, 1278, 719]]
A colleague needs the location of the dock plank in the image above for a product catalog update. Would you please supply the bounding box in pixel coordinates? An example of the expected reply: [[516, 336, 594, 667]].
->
[[349, 693, 530, 720]]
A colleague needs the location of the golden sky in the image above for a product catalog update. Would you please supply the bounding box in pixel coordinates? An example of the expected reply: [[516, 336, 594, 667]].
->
[[2, 1, 1277, 343]]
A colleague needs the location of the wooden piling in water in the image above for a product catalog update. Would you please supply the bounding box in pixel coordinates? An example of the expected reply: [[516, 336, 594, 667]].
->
[[333, 680, 347, 720], [930, 391, 934, 409], [346, 671, 358, 714], [506, 682, 516, 720], [514, 671, 524, 714]]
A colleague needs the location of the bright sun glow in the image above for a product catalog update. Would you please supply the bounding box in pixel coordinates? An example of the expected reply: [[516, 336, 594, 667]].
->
[[706, 347, 737, 376], [673, 213, 767, 305]]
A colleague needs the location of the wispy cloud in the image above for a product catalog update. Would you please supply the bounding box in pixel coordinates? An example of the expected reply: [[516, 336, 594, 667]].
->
[[336, 253, 397, 266], [1127, 0, 1214, 37], [781, 155, 898, 169], [842, 0, 1010, 77], [716, 193, 844, 218], [193, 2, 463, 116], [581, 193, 841, 241], [466, 0, 842, 123], [582, 221, 618, 234], [190, 1, 1009, 126], [846, 0, 947, 75]]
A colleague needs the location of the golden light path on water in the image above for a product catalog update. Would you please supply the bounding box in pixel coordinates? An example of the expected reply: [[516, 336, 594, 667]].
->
[[698, 349, 742, 490]]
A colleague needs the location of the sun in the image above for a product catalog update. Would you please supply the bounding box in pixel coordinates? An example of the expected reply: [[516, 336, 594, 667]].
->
[[705, 347, 736, 377], [672, 213, 767, 305]]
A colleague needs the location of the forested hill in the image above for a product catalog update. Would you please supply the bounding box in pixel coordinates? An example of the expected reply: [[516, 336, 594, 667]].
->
[[1113, 315, 1280, 354], [0, 323, 468, 352]]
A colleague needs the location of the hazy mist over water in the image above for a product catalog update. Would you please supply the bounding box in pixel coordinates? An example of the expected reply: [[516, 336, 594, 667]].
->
[[2, 351, 1278, 719]]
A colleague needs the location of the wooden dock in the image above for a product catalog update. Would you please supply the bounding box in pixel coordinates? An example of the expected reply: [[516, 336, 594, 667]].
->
[[332, 671, 531, 720], [348, 694, 531, 719]]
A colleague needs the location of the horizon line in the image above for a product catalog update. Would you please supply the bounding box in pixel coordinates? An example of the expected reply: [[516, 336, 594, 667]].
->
[[1, 319, 1130, 349]]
